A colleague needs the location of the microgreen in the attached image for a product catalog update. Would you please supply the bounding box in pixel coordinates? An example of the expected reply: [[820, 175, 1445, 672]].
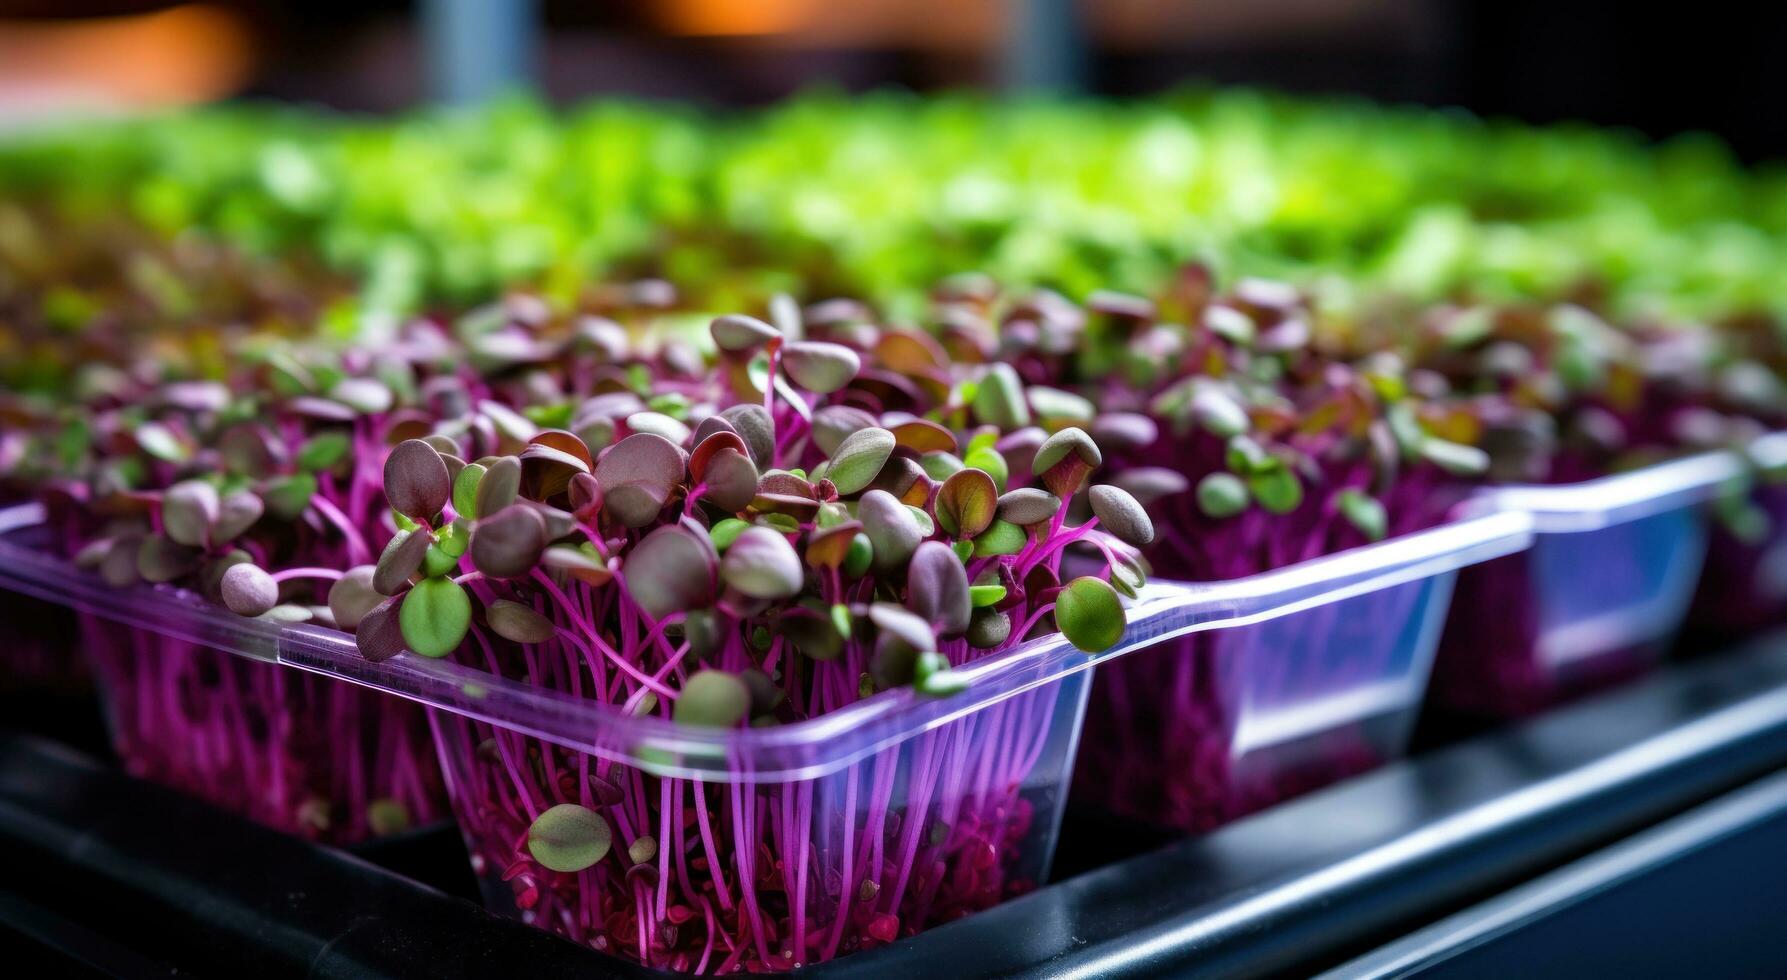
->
[[34, 240, 1782, 973]]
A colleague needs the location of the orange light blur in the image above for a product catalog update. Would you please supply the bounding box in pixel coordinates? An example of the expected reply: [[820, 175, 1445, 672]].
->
[[655, 0, 822, 37], [654, 0, 996, 50], [652, 0, 1408, 52], [0, 5, 253, 114]]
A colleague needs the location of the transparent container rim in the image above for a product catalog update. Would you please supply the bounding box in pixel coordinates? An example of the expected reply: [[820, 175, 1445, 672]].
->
[[10, 434, 1773, 779], [1466, 436, 1787, 532], [0, 500, 1530, 780]]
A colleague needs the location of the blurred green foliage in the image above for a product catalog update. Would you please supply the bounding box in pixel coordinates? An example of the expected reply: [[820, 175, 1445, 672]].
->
[[5, 88, 1787, 321]]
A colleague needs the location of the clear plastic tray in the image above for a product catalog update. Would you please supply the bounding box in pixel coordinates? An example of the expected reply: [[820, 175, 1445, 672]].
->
[[1687, 433, 1787, 639], [0, 509, 447, 844], [1071, 511, 1529, 830], [1430, 449, 1759, 718], [0, 500, 1530, 969]]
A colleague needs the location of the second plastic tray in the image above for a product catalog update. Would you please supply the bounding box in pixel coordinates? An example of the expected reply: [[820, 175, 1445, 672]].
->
[[1687, 434, 1787, 640], [1072, 510, 1530, 830], [1429, 449, 1761, 718]]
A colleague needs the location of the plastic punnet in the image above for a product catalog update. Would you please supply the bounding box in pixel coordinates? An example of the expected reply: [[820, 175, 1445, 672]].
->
[[1073, 508, 1529, 831], [0, 506, 446, 843], [1431, 451, 1744, 718], [0, 500, 1528, 969], [1686, 433, 1787, 640]]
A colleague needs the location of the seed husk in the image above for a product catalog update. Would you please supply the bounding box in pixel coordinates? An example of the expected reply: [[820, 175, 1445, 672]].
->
[[628, 836, 658, 867], [1088, 485, 1154, 547], [996, 487, 1061, 526], [220, 563, 279, 617], [966, 607, 1012, 649]]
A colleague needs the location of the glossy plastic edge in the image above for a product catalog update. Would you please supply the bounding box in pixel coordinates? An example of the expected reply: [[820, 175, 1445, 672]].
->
[[0, 500, 1530, 781], [1465, 434, 1787, 533]]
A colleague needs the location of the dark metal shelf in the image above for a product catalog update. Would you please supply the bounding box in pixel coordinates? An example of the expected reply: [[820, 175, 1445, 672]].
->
[[812, 632, 1787, 978], [7, 632, 1787, 978], [0, 738, 588, 978], [1323, 768, 1787, 978]]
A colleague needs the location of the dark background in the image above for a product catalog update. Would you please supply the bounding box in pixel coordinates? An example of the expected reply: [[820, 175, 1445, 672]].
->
[[1, 2, 1783, 159]]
